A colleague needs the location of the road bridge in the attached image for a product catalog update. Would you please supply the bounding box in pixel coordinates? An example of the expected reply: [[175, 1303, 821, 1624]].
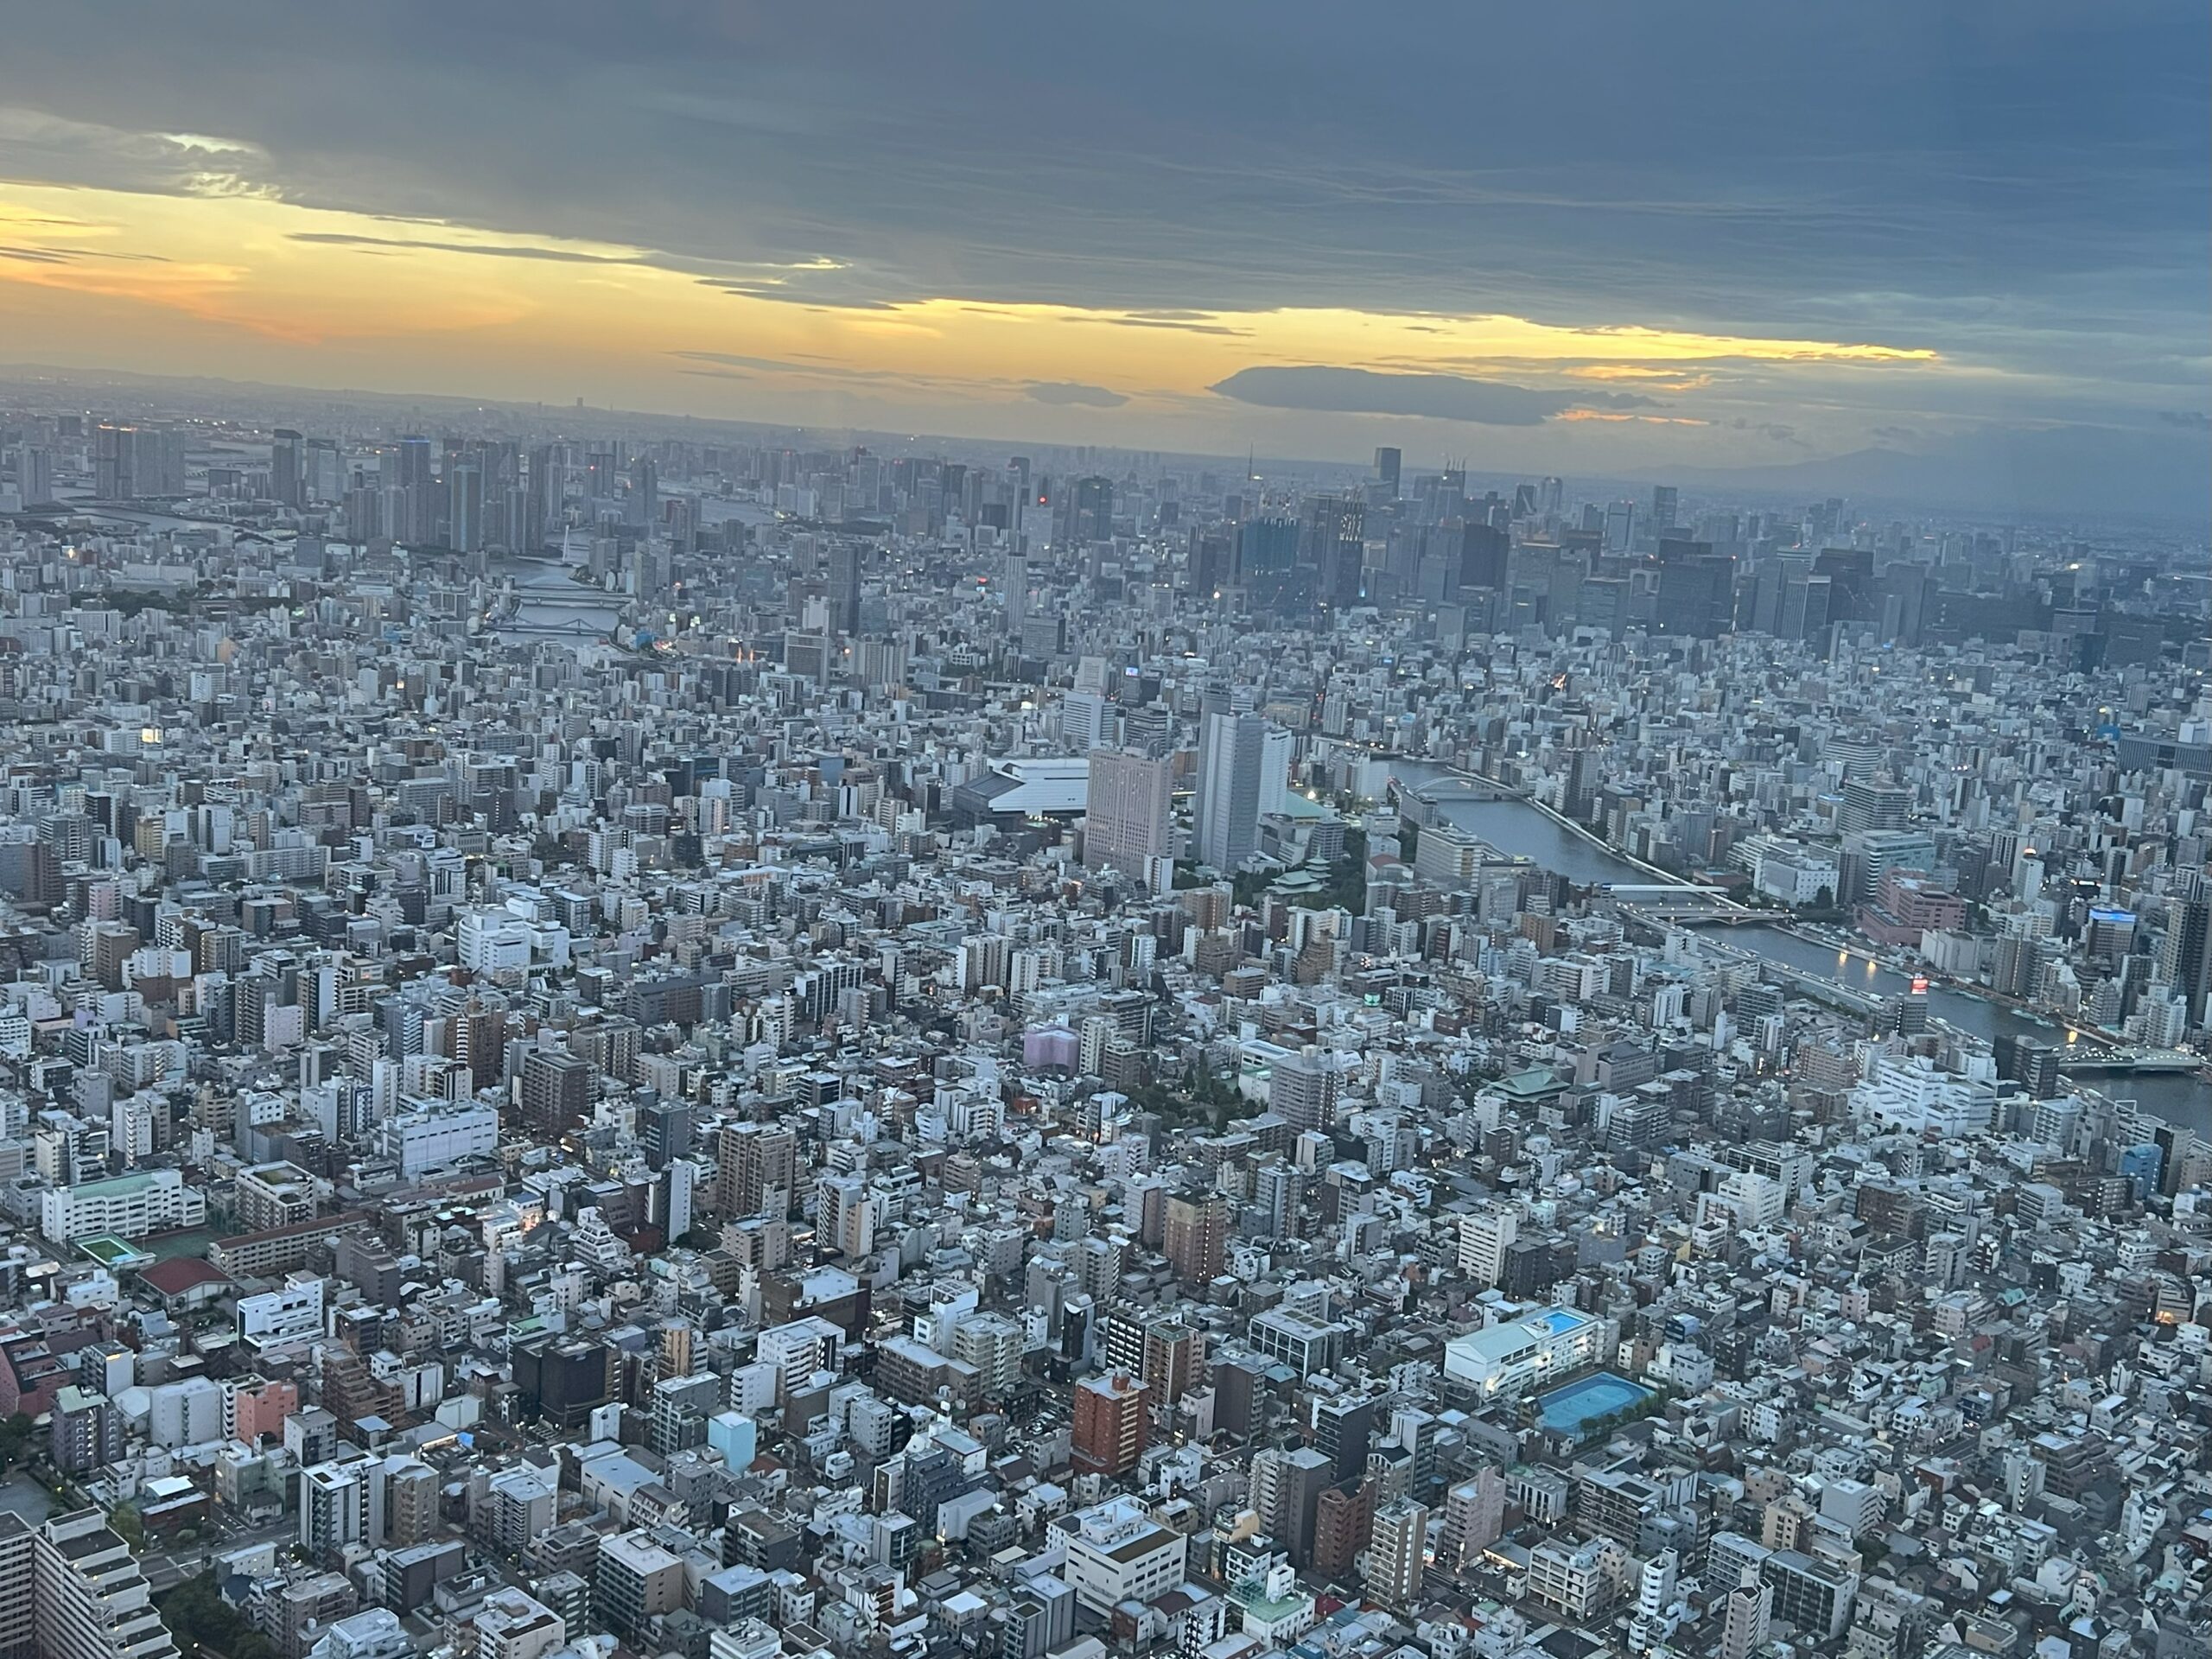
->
[[1605, 883, 1753, 922]]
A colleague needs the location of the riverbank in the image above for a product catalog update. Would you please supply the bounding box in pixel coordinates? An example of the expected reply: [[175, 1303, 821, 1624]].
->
[[1389, 758, 2210, 1132], [1413, 761, 2107, 1040], [1516, 785, 1688, 891], [1764, 919, 2158, 1058], [1401, 762, 1687, 889]]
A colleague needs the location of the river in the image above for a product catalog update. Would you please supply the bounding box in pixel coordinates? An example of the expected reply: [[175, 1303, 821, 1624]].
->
[[1392, 762, 2210, 1135], [493, 556, 629, 638]]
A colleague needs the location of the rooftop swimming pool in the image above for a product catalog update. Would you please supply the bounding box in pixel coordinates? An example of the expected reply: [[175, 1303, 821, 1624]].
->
[[1536, 1371, 1655, 1435]]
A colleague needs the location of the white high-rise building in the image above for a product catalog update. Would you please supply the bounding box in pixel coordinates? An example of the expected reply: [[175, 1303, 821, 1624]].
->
[[147, 1376, 223, 1447], [35, 1510, 180, 1659], [1060, 691, 1110, 753], [1193, 711, 1276, 872], [1719, 1579, 1772, 1659], [817, 1173, 876, 1260], [1457, 1209, 1517, 1287]]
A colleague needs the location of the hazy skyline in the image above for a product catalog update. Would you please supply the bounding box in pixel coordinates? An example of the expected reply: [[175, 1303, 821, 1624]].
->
[[0, 2, 2203, 512]]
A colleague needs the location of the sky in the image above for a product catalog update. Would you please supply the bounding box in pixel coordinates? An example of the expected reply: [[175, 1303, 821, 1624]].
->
[[0, 2, 2204, 511]]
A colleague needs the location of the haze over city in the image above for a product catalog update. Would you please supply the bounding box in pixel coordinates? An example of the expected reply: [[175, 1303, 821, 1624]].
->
[[0, 2, 2205, 514]]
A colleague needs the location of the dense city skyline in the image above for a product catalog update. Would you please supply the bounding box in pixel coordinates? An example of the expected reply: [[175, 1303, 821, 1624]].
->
[[0, 10, 2207, 1659], [0, 3, 2204, 514], [0, 395, 2207, 1659]]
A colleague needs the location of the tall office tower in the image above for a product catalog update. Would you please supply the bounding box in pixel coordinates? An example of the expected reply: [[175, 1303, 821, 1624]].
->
[[272, 429, 305, 507], [1782, 573, 1833, 642], [1268, 1045, 1338, 1135], [486, 485, 524, 550], [35, 1510, 179, 1659], [1373, 447, 1402, 496], [1456, 521, 1509, 589], [1162, 1191, 1228, 1285], [1650, 484, 1678, 531], [1563, 747, 1601, 824], [149, 424, 188, 495], [1604, 499, 1635, 551], [1540, 475, 1564, 515], [1813, 544, 1875, 620], [391, 435, 435, 493], [1838, 780, 1913, 836], [1001, 552, 1029, 633], [629, 457, 658, 529], [13, 444, 52, 508], [2161, 870, 2212, 1024], [1653, 550, 1738, 638], [1193, 711, 1274, 872], [1821, 734, 1884, 783], [829, 542, 863, 635], [1366, 1499, 1428, 1605], [1306, 493, 1366, 608], [1071, 1370, 1148, 1476], [1064, 675, 1109, 736], [1438, 462, 1467, 513], [446, 464, 484, 553], [306, 437, 344, 503], [1084, 748, 1173, 879], [526, 443, 565, 549], [1072, 474, 1115, 542], [518, 1048, 592, 1136], [93, 423, 186, 499], [1186, 526, 1235, 595]]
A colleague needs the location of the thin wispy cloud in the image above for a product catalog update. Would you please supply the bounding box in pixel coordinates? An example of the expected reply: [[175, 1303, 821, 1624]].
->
[[1211, 365, 1660, 426]]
